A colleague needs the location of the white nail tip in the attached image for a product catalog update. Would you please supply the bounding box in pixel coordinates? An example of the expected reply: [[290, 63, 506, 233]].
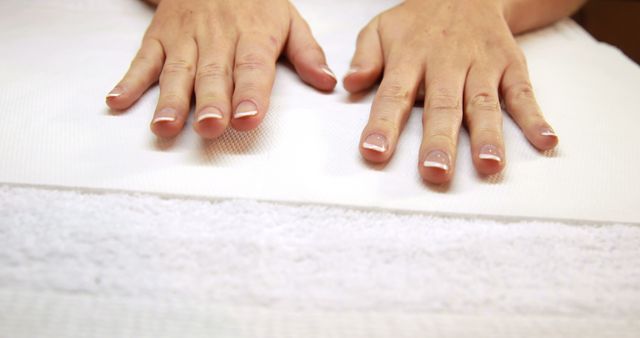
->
[[479, 154, 502, 162], [152, 117, 176, 123], [106, 93, 121, 98], [541, 131, 557, 137], [234, 110, 258, 119], [197, 112, 223, 122], [363, 142, 386, 153], [321, 67, 337, 80], [423, 161, 449, 171]]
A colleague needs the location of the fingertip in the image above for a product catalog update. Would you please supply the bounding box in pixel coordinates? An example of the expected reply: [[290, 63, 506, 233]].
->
[[474, 144, 506, 176], [293, 62, 337, 92], [360, 132, 393, 163], [539, 134, 559, 151], [420, 167, 452, 185], [360, 147, 391, 163], [531, 127, 559, 151], [105, 85, 133, 111], [343, 71, 360, 93], [475, 160, 504, 176], [150, 119, 183, 138], [149, 107, 185, 138], [230, 116, 262, 132], [315, 66, 338, 91], [230, 100, 263, 132], [343, 67, 380, 93], [420, 149, 453, 185], [193, 107, 228, 139]]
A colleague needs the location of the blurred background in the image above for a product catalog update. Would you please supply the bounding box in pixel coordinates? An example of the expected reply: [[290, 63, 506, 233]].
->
[[574, 0, 640, 63]]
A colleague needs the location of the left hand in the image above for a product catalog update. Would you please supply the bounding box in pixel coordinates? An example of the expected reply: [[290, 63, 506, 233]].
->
[[106, 0, 336, 139], [344, 0, 559, 184]]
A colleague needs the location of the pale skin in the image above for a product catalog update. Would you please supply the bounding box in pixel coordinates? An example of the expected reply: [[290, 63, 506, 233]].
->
[[107, 0, 587, 184], [106, 0, 337, 138]]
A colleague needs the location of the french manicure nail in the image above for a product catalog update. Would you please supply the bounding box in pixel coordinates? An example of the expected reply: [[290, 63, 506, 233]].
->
[[197, 107, 224, 123], [479, 144, 502, 162], [234, 101, 258, 119], [152, 107, 177, 124], [321, 66, 337, 80], [106, 86, 124, 99], [423, 150, 450, 171], [540, 128, 557, 137], [362, 133, 388, 153]]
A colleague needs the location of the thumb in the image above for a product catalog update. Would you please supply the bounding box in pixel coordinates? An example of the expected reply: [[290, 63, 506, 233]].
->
[[285, 4, 336, 92], [343, 16, 384, 94]]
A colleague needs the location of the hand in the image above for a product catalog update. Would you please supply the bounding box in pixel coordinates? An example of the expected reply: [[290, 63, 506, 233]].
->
[[106, 0, 336, 139], [344, 0, 559, 184]]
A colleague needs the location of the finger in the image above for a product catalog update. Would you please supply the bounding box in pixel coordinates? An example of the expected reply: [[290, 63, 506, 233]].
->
[[150, 37, 197, 138], [360, 54, 422, 163], [343, 17, 384, 93], [193, 32, 235, 139], [106, 38, 165, 111], [231, 33, 281, 132], [501, 59, 558, 151], [419, 60, 466, 184], [464, 63, 506, 176], [286, 4, 337, 92]]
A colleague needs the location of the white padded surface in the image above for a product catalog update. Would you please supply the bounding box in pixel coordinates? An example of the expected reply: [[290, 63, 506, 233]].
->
[[0, 0, 639, 223]]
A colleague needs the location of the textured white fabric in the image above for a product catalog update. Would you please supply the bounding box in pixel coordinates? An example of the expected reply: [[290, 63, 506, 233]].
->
[[1, 185, 639, 337], [0, 0, 639, 223], [1, 2, 639, 334]]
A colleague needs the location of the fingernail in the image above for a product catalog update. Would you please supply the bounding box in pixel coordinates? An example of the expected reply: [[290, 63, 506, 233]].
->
[[152, 107, 177, 124], [346, 67, 359, 76], [362, 133, 388, 153], [106, 86, 124, 99], [234, 101, 258, 119], [540, 128, 557, 137], [423, 150, 450, 171], [479, 144, 502, 162], [197, 107, 224, 123], [321, 66, 337, 80]]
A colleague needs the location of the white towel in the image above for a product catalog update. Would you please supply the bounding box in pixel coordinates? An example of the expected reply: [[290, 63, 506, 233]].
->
[[1, 185, 639, 337]]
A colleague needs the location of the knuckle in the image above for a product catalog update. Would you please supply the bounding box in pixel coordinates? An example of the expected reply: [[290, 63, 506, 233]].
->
[[196, 62, 231, 82], [197, 92, 226, 105], [162, 59, 195, 76], [468, 92, 501, 112], [133, 54, 162, 75], [133, 53, 153, 65], [426, 89, 461, 112], [377, 83, 412, 104], [423, 112, 461, 135], [195, 80, 230, 98], [179, 10, 194, 27], [505, 81, 536, 102], [235, 53, 270, 72]]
